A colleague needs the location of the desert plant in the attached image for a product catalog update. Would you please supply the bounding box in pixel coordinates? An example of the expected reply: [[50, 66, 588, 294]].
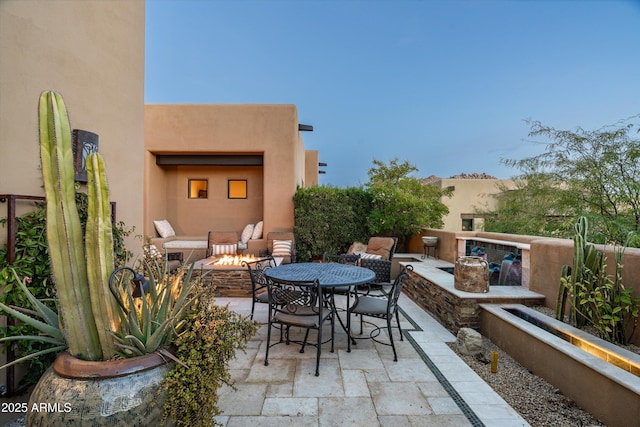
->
[[557, 216, 640, 344], [38, 90, 117, 360], [161, 281, 259, 427], [0, 271, 65, 369], [109, 261, 199, 357]]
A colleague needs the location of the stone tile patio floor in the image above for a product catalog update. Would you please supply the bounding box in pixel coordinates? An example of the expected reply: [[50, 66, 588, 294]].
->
[[213, 294, 530, 427]]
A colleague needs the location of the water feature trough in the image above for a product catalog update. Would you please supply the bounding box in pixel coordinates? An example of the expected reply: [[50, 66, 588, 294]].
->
[[480, 303, 640, 427]]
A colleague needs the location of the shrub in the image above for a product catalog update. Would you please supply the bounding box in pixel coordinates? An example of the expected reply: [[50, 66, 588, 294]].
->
[[293, 186, 372, 261]]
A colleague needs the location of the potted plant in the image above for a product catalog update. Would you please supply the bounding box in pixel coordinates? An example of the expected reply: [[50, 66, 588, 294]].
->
[[0, 91, 257, 425]]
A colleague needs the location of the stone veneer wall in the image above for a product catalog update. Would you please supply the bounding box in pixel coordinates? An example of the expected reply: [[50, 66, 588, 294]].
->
[[403, 270, 544, 335], [195, 269, 253, 297]]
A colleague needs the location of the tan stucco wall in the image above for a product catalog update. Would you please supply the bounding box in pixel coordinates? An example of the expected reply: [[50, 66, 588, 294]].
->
[[0, 0, 145, 249], [144, 104, 306, 239], [305, 150, 319, 187], [0, 0, 145, 388], [430, 179, 518, 231]]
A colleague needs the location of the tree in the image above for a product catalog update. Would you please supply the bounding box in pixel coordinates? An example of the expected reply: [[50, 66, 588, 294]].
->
[[482, 175, 575, 238], [487, 115, 640, 245], [366, 158, 449, 249]]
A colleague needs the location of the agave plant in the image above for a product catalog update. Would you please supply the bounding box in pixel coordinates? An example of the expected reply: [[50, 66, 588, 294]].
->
[[109, 261, 199, 358], [0, 270, 65, 369]]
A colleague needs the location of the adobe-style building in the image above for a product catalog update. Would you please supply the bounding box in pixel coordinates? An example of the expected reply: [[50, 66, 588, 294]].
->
[[426, 176, 519, 231], [144, 104, 318, 241], [0, 1, 318, 252]]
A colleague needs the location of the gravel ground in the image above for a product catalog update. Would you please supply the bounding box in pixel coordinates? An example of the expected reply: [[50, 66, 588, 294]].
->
[[449, 338, 605, 427], [450, 306, 640, 427]]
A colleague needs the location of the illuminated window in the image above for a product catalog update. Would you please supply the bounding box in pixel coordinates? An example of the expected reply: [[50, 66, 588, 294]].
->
[[188, 179, 208, 199], [228, 179, 247, 199]]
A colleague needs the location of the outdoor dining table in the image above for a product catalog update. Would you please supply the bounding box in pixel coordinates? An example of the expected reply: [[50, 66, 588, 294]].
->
[[264, 262, 376, 341], [264, 262, 375, 288]]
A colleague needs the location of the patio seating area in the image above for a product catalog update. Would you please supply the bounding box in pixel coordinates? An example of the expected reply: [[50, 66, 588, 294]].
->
[[212, 291, 530, 426]]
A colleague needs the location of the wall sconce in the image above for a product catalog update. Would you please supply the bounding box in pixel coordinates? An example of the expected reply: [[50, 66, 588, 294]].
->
[[109, 266, 149, 314], [298, 124, 313, 132]]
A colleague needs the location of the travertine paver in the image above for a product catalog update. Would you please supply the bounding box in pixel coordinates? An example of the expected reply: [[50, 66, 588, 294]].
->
[[216, 382, 267, 416], [338, 349, 384, 370], [293, 358, 343, 397], [261, 397, 317, 416], [318, 397, 378, 426], [369, 382, 434, 416], [245, 358, 296, 383], [341, 369, 369, 397]]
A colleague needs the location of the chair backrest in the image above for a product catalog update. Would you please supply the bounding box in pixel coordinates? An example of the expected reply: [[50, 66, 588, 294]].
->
[[266, 231, 296, 263], [387, 265, 413, 315], [243, 256, 276, 293], [207, 231, 239, 257], [366, 237, 398, 261], [267, 277, 321, 317]]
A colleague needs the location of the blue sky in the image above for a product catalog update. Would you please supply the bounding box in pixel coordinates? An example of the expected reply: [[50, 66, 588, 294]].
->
[[145, 0, 640, 187]]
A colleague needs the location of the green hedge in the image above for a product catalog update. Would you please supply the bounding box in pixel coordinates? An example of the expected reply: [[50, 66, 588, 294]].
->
[[293, 186, 372, 262]]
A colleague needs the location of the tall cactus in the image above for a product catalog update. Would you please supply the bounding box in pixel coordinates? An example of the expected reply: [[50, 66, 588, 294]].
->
[[557, 216, 603, 326], [85, 153, 118, 359], [39, 91, 116, 360]]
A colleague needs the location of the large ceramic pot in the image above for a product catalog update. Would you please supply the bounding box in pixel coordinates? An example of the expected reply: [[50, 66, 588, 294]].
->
[[27, 351, 174, 426], [454, 256, 489, 293]]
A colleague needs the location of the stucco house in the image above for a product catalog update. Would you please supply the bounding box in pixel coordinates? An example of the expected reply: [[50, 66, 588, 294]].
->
[[0, 1, 319, 254]]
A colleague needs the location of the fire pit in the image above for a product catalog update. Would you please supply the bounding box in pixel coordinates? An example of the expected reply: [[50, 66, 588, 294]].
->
[[192, 255, 282, 297], [192, 255, 258, 297], [207, 254, 258, 267]]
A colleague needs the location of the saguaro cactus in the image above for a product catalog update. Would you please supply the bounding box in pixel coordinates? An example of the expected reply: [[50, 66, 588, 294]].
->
[[39, 91, 116, 360]]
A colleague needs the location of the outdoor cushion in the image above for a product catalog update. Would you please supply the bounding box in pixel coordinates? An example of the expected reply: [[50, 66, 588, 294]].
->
[[251, 220, 263, 240], [153, 219, 176, 239], [240, 223, 254, 244], [366, 237, 395, 260], [272, 239, 292, 256], [164, 240, 207, 249]]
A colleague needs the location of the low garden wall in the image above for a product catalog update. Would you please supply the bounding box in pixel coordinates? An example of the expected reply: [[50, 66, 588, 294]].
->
[[410, 229, 640, 345]]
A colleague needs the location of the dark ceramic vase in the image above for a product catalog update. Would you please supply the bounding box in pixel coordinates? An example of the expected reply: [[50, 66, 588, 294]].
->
[[26, 351, 174, 426]]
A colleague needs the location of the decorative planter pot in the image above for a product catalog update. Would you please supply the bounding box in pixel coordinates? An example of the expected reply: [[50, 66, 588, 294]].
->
[[454, 256, 489, 293], [421, 236, 438, 247], [27, 351, 174, 426]]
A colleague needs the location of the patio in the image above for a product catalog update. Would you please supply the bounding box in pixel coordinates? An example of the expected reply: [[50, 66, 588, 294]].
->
[[212, 293, 529, 426]]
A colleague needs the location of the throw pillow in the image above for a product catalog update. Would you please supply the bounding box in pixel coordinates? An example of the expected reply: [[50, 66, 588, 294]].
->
[[272, 239, 292, 256], [240, 223, 254, 244], [251, 220, 263, 240], [153, 219, 176, 239], [347, 242, 367, 254], [212, 244, 237, 256]]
